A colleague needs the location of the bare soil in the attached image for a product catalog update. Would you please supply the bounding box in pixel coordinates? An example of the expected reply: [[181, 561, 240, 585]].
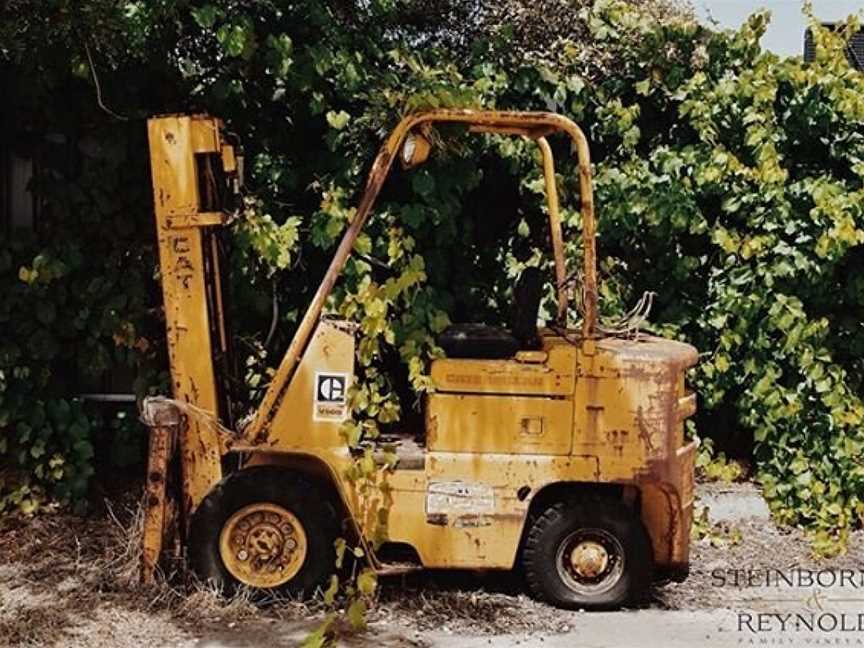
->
[[1, 482, 862, 647]]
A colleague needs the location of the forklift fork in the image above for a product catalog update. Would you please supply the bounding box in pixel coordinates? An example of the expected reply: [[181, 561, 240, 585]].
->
[[141, 399, 183, 584]]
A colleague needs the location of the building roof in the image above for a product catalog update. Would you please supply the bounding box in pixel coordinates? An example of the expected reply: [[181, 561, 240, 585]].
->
[[804, 23, 864, 70]]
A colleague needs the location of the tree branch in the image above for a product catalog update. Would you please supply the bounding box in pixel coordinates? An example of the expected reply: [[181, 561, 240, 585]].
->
[[83, 40, 128, 121]]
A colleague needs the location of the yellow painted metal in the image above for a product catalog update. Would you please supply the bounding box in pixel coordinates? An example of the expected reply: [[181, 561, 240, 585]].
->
[[162, 212, 227, 228], [383, 452, 600, 568], [255, 319, 356, 452], [430, 343, 576, 396], [147, 115, 235, 514], [427, 393, 573, 455], [219, 502, 308, 588], [140, 403, 178, 584], [569, 334, 698, 463], [514, 350, 548, 364], [536, 137, 567, 323]]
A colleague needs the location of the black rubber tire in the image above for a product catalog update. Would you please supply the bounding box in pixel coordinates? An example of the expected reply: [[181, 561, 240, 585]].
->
[[189, 466, 339, 598], [521, 497, 652, 609]]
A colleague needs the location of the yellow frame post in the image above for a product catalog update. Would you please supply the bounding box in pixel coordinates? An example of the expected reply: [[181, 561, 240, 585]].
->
[[536, 136, 568, 323]]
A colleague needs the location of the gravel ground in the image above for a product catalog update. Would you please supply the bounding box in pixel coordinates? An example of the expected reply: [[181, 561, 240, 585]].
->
[[2, 481, 862, 647]]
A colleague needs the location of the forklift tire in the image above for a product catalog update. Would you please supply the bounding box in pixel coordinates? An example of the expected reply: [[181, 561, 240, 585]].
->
[[189, 466, 339, 598], [521, 497, 651, 609]]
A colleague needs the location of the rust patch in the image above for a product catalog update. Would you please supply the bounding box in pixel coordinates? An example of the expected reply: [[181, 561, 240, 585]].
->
[[634, 405, 657, 454], [454, 514, 492, 528], [491, 512, 524, 523], [427, 412, 438, 447], [141, 415, 176, 584], [606, 428, 629, 458]]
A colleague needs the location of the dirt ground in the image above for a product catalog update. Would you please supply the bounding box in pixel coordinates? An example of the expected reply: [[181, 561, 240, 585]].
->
[[2, 481, 863, 647]]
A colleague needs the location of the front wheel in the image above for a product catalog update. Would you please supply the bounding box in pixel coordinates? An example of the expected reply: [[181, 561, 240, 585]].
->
[[189, 467, 339, 597], [521, 497, 652, 609]]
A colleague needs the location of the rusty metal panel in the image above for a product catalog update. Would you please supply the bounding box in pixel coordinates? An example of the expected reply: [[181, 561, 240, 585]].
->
[[639, 440, 696, 567], [141, 401, 180, 583], [570, 334, 697, 465], [381, 488, 523, 568]]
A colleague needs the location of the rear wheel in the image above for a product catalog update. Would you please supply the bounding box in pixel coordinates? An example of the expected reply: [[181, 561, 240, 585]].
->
[[189, 467, 339, 597], [521, 497, 651, 609]]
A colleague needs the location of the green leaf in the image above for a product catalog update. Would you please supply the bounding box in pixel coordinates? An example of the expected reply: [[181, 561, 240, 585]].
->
[[300, 614, 334, 648], [346, 598, 367, 630], [30, 441, 45, 459], [334, 537, 347, 568], [323, 574, 339, 604], [357, 568, 377, 596], [411, 172, 435, 197], [217, 23, 250, 58], [191, 5, 223, 29], [325, 110, 350, 130]]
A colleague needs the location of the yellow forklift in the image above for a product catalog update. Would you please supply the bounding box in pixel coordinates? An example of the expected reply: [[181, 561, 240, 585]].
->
[[141, 110, 698, 609]]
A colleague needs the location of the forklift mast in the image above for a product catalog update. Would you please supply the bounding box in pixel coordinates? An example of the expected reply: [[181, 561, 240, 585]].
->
[[146, 115, 240, 511]]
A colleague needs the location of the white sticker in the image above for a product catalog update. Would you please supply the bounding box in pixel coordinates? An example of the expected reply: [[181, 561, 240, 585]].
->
[[426, 481, 495, 521], [313, 372, 349, 422]]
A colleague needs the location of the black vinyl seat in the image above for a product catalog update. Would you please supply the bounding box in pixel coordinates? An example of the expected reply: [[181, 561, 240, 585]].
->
[[437, 323, 519, 359], [437, 267, 544, 360]]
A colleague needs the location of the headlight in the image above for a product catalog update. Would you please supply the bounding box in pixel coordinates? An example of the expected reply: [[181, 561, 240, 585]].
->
[[402, 135, 417, 166], [401, 132, 430, 169]]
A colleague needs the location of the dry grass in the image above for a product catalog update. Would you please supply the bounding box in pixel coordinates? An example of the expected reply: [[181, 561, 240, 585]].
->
[[176, 582, 259, 624], [373, 572, 584, 636], [0, 492, 317, 647], [102, 497, 147, 586]]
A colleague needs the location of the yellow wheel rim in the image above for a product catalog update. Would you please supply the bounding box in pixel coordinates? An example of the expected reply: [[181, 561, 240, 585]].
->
[[219, 502, 308, 588]]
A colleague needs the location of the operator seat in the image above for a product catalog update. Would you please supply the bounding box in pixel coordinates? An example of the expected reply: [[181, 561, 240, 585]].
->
[[437, 267, 544, 359]]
